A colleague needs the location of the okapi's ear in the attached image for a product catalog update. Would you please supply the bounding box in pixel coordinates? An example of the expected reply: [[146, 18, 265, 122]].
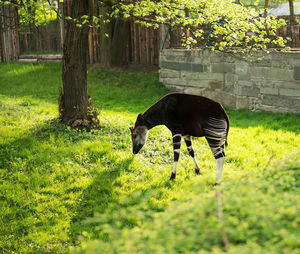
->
[[129, 126, 133, 133]]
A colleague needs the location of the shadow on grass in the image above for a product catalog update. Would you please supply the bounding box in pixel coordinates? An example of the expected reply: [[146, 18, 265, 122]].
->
[[69, 155, 135, 243]]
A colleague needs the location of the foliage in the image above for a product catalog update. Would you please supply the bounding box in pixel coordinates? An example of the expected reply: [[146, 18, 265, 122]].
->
[[0, 63, 300, 253], [116, 0, 288, 53], [1, 0, 288, 53], [0, 0, 58, 26], [19, 0, 57, 26]]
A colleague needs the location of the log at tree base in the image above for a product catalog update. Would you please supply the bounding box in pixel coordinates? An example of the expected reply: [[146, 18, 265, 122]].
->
[[59, 93, 101, 132]]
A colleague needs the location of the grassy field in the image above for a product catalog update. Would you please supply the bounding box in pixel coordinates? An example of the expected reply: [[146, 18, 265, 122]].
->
[[0, 63, 299, 254]]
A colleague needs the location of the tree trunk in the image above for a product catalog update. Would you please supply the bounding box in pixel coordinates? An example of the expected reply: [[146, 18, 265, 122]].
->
[[99, 4, 131, 67], [58, 0, 64, 50], [264, 0, 269, 18], [0, 4, 20, 62], [111, 17, 130, 67], [99, 5, 114, 67], [288, 0, 295, 25], [288, 0, 295, 46], [61, 0, 90, 127]]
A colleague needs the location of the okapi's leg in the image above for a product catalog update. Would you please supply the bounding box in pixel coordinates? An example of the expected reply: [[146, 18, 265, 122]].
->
[[207, 140, 226, 184], [204, 117, 227, 184], [170, 133, 182, 180], [184, 136, 200, 175]]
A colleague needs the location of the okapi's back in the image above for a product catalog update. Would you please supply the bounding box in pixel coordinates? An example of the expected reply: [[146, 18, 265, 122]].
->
[[163, 93, 229, 138]]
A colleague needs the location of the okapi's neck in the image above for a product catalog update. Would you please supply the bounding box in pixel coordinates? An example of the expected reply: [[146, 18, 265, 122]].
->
[[142, 100, 163, 130]]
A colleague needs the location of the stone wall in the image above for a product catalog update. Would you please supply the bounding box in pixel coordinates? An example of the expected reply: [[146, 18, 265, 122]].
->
[[159, 49, 300, 114]]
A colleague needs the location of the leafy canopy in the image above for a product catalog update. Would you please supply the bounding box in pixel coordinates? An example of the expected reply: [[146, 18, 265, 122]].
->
[[0, 0, 58, 26], [116, 0, 287, 53], [1, 0, 288, 53]]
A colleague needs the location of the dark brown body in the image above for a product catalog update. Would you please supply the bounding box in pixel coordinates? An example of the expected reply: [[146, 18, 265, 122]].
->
[[141, 93, 229, 140]]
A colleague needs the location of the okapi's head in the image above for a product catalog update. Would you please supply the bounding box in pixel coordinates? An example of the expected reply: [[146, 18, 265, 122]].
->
[[130, 114, 149, 154]]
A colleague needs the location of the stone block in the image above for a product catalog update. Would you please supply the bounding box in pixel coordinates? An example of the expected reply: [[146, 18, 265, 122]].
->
[[292, 59, 300, 66], [262, 94, 300, 110], [294, 66, 300, 80], [236, 96, 249, 109], [159, 69, 180, 79], [219, 92, 237, 109], [187, 80, 210, 88], [224, 84, 234, 93], [272, 80, 300, 89], [279, 88, 300, 97], [235, 86, 260, 97], [235, 61, 248, 76], [201, 90, 222, 103], [250, 67, 293, 81], [225, 73, 238, 86], [260, 87, 279, 95], [238, 80, 252, 87], [162, 78, 185, 87], [184, 87, 204, 95], [181, 72, 224, 82], [192, 63, 207, 72], [163, 49, 185, 57], [194, 57, 210, 66], [164, 84, 185, 93], [212, 63, 234, 73], [184, 51, 194, 62], [209, 81, 223, 90], [160, 61, 205, 72]]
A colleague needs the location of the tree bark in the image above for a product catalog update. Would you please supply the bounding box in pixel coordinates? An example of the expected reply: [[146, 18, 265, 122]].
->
[[0, 4, 20, 62], [263, 0, 269, 18], [61, 0, 90, 126], [99, 4, 130, 67], [111, 17, 130, 67], [288, 0, 295, 25], [288, 0, 295, 46], [99, 5, 114, 67]]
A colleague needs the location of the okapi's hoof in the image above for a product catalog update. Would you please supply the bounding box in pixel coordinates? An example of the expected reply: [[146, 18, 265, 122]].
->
[[195, 169, 200, 175], [170, 172, 176, 180]]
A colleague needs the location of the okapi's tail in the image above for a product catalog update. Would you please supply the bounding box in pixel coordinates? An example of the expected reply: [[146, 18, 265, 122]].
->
[[224, 111, 230, 147]]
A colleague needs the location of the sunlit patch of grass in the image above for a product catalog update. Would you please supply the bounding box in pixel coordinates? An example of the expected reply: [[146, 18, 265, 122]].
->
[[0, 63, 300, 253]]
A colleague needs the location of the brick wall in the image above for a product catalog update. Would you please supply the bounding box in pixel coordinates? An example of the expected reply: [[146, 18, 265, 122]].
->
[[159, 49, 300, 114]]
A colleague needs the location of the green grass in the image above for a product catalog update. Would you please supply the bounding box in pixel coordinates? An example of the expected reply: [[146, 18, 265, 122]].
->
[[0, 63, 299, 254]]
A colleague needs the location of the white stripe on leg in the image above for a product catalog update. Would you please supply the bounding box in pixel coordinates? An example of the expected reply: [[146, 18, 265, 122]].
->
[[216, 157, 225, 184], [172, 161, 178, 174], [193, 157, 200, 172]]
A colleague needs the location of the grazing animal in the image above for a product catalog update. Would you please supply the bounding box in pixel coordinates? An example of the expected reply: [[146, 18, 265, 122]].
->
[[129, 92, 229, 183]]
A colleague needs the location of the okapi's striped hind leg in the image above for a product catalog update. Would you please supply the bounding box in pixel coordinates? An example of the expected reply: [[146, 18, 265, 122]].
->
[[170, 133, 182, 180], [184, 136, 200, 175], [204, 117, 227, 184], [206, 141, 226, 184]]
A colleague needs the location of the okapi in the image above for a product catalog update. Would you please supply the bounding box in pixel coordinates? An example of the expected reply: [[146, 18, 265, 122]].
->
[[129, 93, 229, 183]]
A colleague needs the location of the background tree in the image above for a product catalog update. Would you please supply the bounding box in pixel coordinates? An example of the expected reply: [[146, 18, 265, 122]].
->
[[60, 0, 92, 129], [0, 1, 20, 61], [288, 0, 295, 45], [99, 1, 131, 67]]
